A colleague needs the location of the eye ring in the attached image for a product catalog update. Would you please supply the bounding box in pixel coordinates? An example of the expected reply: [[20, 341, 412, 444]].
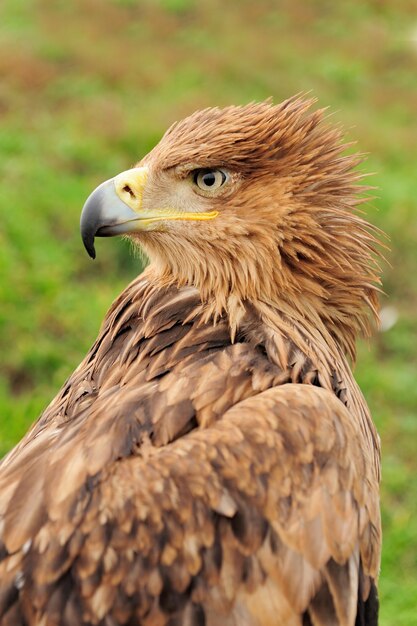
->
[[193, 168, 228, 192]]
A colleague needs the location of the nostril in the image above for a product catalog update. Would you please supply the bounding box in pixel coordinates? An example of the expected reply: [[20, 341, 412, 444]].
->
[[122, 184, 136, 199]]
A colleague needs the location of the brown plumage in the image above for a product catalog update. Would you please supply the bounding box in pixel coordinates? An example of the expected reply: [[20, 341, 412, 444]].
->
[[0, 96, 382, 626]]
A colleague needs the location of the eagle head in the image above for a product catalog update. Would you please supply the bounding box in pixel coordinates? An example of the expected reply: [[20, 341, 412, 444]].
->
[[80, 96, 382, 359]]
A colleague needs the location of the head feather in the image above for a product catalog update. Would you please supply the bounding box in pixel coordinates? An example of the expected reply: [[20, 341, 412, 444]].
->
[[140, 96, 384, 361]]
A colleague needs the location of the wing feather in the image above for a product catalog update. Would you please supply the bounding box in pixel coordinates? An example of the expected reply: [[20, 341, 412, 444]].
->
[[0, 279, 380, 625], [0, 382, 380, 626]]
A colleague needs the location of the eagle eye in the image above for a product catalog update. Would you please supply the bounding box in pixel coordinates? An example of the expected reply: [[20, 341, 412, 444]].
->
[[193, 168, 228, 192]]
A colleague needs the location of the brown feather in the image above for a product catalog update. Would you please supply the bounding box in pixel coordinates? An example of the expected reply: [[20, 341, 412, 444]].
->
[[0, 97, 383, 625]]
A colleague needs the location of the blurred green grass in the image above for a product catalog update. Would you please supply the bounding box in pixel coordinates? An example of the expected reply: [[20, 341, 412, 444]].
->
[[1, 1, 416, 623]]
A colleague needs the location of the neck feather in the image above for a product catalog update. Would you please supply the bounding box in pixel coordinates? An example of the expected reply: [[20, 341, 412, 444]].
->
[[143, 224, 380, 363]]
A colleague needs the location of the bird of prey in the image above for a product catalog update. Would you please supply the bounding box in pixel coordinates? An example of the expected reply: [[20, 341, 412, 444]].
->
[[0, 97, 382, 626]]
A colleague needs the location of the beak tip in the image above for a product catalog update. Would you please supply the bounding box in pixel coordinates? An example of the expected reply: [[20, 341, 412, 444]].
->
[[82, 233, 97, 259]]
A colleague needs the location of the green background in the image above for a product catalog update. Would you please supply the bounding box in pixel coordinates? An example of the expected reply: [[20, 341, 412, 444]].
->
[[1, 1, 416, 623]]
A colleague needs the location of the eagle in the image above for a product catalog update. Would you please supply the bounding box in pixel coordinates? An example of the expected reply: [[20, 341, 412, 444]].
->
[[0, 97, 382, 626]]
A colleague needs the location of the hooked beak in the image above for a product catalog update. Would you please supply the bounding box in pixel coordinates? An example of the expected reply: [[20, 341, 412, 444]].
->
[[80, 166, 218, 259]]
